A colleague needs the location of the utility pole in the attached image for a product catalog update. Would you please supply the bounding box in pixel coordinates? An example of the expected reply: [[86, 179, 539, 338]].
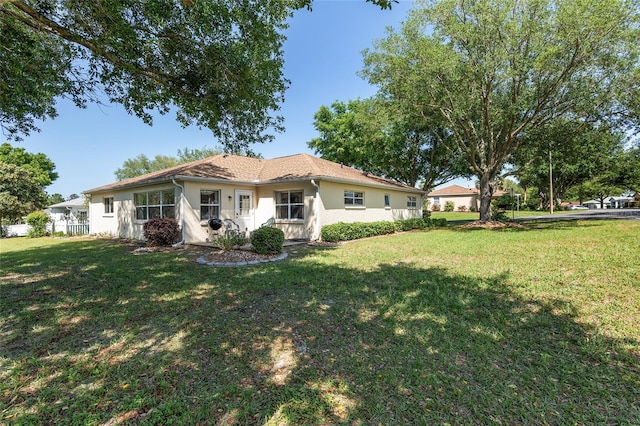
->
[[549, 148, 554, 214]]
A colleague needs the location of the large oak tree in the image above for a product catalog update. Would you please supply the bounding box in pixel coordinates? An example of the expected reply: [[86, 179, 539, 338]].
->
[[1, 0, 396, 150], [308, 98, 469, 190], [362, 0, 640, 220]]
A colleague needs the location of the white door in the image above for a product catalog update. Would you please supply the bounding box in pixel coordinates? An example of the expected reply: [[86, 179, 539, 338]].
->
[[235, 190, 254, 235]]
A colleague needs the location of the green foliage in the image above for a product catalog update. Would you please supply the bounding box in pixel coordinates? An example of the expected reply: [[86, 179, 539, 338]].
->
[[0, 162, 47, 223], [321, 218, 442, 243], [361, 0, 640, 220], [115, 146, 224, 180], [491, 210, 510, 222], [47, 193, 66, 205], [25, 211, 50, 238], [210, 233, 249, 252], [612, 146, 640, 193], [444, 201, 455, 212], [308, 98, 468, 190], [0, 143, 58, 187], [513, 120, 625, 205], [251, 226, 285, 255], [0, 1, 292, 149], [1, 1, 396, 149], [142, 218, 181, 246], [431, 218, 447, 227]]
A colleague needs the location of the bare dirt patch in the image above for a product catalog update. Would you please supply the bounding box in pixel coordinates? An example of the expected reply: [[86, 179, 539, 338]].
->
[[131, 244, 282, 263], [461, 220, 525, 229]]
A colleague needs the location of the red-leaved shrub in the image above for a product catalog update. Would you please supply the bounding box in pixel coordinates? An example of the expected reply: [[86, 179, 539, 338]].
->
[[143, 218, 180, 246]]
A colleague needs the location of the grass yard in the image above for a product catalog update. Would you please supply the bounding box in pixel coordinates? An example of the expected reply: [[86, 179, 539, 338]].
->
[[429, 210, 579, 222], [1, 220, 639, 425]]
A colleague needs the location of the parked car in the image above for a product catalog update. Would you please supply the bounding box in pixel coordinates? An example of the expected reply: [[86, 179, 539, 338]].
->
[[567, 205, 589, 210]]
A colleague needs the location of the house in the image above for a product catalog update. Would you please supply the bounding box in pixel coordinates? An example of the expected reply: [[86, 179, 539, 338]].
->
[[427, 185, 478, 211], [583, 196, 634, 209], [83, 153, 425, 242], [46, 197, 89, 235], [426, 184, 506, 212]]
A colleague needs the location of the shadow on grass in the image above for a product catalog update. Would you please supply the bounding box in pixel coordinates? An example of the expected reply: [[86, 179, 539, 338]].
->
[[1, 239, 639, 424], [449, 219, 608, 233]]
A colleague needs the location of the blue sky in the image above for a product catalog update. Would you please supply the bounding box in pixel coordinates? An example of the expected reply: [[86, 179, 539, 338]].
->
[[18, 0, 468, 197]]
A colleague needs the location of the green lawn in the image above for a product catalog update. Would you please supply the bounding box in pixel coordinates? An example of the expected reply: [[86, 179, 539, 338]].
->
[[430, 209, 580, 221], [1, 221, 639, 425]]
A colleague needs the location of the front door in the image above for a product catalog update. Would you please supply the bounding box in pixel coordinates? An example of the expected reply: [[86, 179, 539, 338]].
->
[[235, 190, 254, 235]]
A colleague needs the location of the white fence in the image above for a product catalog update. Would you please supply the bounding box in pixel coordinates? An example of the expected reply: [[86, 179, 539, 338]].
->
[[2, 223, 89, 237]]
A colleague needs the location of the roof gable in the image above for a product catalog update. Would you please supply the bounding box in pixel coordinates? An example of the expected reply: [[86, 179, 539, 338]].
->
[[84, 153, 421, 194], [428, 185, 478, 196]]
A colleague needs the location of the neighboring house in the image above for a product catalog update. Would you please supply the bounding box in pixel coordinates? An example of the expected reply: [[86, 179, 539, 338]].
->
[[83, 153, 425, 242], [583, 196, 634, 209], [47, 197, 90, 235], [427, 185, 478, 211], [426, 184, 505, 212]]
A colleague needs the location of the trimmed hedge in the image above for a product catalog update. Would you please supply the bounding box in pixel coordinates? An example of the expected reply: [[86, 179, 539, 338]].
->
[[321, 217, 447, 243], [251, 226, 285, 255]]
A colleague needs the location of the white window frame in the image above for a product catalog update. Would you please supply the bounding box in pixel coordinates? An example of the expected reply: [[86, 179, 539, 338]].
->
[[384, 194, 391, 209], [134, 189, 175, 221], [104, 197, 114, 214], [344, 190, 365, 208], [200, 190, 221, 222], [275, 190, 304, 221], [407, 196, 418, 208]]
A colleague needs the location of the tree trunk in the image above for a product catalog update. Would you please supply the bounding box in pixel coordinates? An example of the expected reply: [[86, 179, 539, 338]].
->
[[478, 174, 494, 221]]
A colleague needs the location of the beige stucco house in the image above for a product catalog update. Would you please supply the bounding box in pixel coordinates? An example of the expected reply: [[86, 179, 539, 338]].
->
[[83, 153, 424, 242], [426, 184, 480, 211], [426, 184, 505, 212]]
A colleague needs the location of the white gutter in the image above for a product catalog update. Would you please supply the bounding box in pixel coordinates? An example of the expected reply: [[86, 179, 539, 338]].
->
[[171, 179, 185, 247], [311, 179, 321, 241]]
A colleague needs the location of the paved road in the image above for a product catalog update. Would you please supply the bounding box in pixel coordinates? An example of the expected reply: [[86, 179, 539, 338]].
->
[[514, 209, 640, 222]]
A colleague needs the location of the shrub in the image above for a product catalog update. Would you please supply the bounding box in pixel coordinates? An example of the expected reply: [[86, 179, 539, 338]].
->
[[395, 217, 431, 232], [321, 221, 396, 243], [25, 211, 50, 238], [491, 210, 510, 222], [431, 204, 441, 212], [457, 205, 468, 212], [210, 233, 248, 251], [321, 218, 434, 243], [431, 218, 447, 227], [444, 201, 455, 212], [143, 217, 181, 246], [251, 226, 285, 255]]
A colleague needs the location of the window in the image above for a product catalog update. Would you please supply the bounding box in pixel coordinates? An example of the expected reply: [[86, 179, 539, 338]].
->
[[134, 189, 175, 220], [432, 196, 441, 206], [344, 190, 364, 206], [384, 194, 390, 208], [200, 190, 220, 221], [104, 197, 114, 214], [407, 196, 417, 208], [78, 211, 88, 223], [275, 190, 304, 220]]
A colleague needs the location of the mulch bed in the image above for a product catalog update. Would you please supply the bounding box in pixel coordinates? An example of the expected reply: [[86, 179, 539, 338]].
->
[[461, 220, 525, 229]]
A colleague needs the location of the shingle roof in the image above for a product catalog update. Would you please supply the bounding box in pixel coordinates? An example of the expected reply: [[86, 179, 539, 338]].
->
[[84, 153, 421, 194], [47, 197, 86, 208], [427, 184, 478, 196]]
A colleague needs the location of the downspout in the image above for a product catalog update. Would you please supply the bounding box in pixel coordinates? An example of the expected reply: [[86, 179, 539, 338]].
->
[[311, 179, 320, 241], [172, 179, 185, 247]]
